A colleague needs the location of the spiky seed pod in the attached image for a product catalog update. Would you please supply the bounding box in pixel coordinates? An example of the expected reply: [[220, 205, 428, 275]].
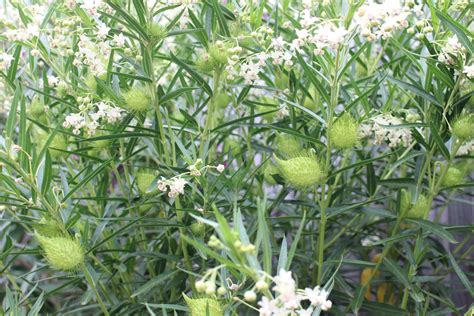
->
[[441, 167, 464, 187], [89, 131, 110, 149], [85, 73, 97, 92], [451, 114, 474, 139], [263, 162, 279, 185], [183, 295, 224, 316], [190, 222, 206, 236], [136, 170, 156, 194], [35, 218, 63, 238], [123, 87, 150, 112], [29, 97, 44, 116], [214, 92, 231, 110], [208, 44, 228, 65], [34, 128, 68, 158], [329, 114, 359, 149], [275, 133, 303, 157], [196, 53, 217, 72], [400, 190, 430, 219], [274, 153, 323, 189], [36, 234, 84, 271], [149, 23, 167, 42]]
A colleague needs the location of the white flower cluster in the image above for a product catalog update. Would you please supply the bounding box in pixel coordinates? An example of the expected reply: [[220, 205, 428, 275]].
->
[[1, 4, 45, 42], [363, 114, 413, 148], [74, 35, 110, 76], [63, 101, 123, 135], [354, 0, 412, 40], [157, 177, 188, 198], [463, 64, 474, 79], [257, 269, 332, 316], [438, 36, 466, 65], [0, 53, 14, 71]]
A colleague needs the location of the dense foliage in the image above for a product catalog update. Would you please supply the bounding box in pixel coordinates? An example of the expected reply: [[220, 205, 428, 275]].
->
[[0, 0, 473, 315]]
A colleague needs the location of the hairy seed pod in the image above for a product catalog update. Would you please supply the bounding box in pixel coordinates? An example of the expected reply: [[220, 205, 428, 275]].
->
[[400, 190, 430, 219], [329, 114, 359, 149], [263, 161, 279, 185], [36, 234, 84, 271], [209, 44, 229, 65], [214, 92, 231, 110], [451, 114, 474, 139], [274, 153, 323, 189], [441, 167, 464, 187], [275, 133, 303, 156], [190, 222, 206, 236], [149, 23, 167, 42], [123, 87, 150, 112], [183, 295, 223, 316], [136, 170, 156, 194]]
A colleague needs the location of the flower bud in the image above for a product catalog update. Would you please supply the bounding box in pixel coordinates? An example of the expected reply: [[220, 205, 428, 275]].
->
[[123, 87, 150, 112], [244, 290, 257, 302], [184, 295, 224, 316], [441, 167, 464, 187], [451, 114, 474, 139], [195, 280, 207, 292], [217, 286, 227, 296], [274, 153, 323, 189], [329, 114, 359, 149], [205, 281, 216, 295], [36, 234, 84, 270], [255, 280, 269, 291]]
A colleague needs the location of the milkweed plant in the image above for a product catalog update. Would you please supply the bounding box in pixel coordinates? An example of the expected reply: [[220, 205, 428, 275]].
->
[[0, 0, 472, 315]]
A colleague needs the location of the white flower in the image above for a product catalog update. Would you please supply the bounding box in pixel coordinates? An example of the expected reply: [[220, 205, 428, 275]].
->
[[304, 286, 324, 306], [168, 178, 187, 198], [216, 164, 225, 173], [96, 22, 110, 39], [463, 65, 474, 79], [113, 33, 126, 48]]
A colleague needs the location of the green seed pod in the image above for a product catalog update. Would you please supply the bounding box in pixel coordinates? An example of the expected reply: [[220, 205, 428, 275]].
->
[[136, 170, 156, 194], [29, 97, 44, 117], [196, 53, 217, 73], [274, 72, 288, 90], [183, 295, 223, 316], [441, 167, 464, 187], [329, 114, 359, 149], [208, 44, 228, 65], [89, 131, 111, 149], [451, 114, 474, 139], [123, 87, 150, 112], [263, 161, 279, 185], [34, 128, 68, 158], [85, 73, 97, 92], [190, 222, 206, 236], [149, 23, 167, 42], [274, 153, 323, 189], [36, 234, 84, 271], [223, 139, 242, 156], [275, 133, 303, 157], [214, 92, 231, 110], [35, 218, 63, 238], [400, 190, 430, 219]]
